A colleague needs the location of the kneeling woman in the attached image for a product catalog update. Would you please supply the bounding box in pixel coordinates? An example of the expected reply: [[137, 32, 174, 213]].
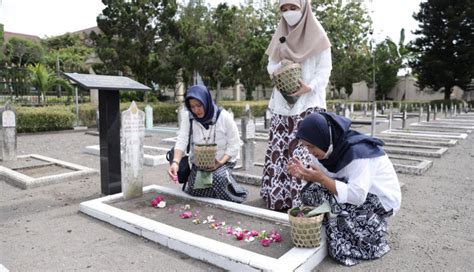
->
[[288, 112, 401, 266], [167, 85, 248, 203]]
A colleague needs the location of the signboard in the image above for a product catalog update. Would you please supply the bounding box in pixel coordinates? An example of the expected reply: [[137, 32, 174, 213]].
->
[[64, 73, 151, 91]]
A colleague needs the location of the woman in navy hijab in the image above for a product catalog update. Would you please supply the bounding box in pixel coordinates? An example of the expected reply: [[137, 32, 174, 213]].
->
[[168, 85, 248, 203], [288, 112, 401, 266]]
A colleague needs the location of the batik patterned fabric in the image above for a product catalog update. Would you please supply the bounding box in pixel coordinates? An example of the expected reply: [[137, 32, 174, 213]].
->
[[301, 183, 393, 266], [260, 107, 324, 210], [185, 162, 248, 203]]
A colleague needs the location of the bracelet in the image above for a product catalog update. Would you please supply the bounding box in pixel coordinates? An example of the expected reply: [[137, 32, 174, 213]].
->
[[172, 160, 179, 166]]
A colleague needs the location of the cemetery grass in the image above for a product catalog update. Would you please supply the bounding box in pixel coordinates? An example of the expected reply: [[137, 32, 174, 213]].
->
[[1, 118, 474, 271]]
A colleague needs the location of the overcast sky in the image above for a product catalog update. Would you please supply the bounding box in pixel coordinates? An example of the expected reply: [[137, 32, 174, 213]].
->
[[1, 0, 422, 43]]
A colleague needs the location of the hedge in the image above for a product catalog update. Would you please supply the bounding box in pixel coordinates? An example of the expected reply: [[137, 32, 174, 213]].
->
[[17, 106, 75, 133]]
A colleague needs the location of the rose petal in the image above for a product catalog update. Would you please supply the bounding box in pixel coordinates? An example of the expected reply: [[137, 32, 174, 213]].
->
[[261, 238, 271, 247], [157, 201, 166, 208], [179, 211, 193, 219]]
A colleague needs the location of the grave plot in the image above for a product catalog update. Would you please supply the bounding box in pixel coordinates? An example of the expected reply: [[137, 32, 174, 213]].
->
[[80, 185, 327, 271], [383, 143, 448, 158], [381, 129, 468, 139], [422, 119, 474, 125], [377, 135, 457, 147], [408, 123, 473, 133], [0, 154, 97, 189], [389, 156, 433, 175], [82, 145, 168, 166]]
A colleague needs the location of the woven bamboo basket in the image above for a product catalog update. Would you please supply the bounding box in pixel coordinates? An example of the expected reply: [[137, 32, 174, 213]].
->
[[273, 62, 302, 96], [193, 144, 217, 170], [288, 207, 324, 248]]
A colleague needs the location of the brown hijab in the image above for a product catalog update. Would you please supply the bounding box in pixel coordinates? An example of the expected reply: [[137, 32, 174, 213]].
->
[[265, 0, 331, 63]]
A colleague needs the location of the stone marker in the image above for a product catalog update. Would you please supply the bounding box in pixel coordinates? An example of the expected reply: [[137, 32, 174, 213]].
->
[[145, 105, 153, 129], [0, 102, 17, 161], [121, 101, 145, 199], [241, 104, 255, 171]]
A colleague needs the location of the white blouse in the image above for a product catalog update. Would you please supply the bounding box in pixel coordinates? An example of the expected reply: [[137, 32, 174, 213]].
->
[[175, 109, 240, 163], [309, 154, 402, 213], [267, 47, 332, 116]]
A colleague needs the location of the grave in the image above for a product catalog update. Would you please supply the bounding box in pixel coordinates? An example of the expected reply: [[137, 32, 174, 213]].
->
[[377, 135, 457, 147], [82, 145, 168, 166], [80, 185, 327, 271], [0, 154, 97, 189], [64, 73, 150, 195], [381, 129, 468, 140], [408, 122, 473, 133], [383, 143, 448, 158]]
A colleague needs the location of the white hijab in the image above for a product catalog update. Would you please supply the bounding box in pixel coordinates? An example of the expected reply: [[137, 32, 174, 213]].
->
[[265, 0, 331, 63]]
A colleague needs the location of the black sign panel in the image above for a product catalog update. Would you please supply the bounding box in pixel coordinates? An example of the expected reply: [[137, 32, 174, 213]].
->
[[64, 73, 150, 91]]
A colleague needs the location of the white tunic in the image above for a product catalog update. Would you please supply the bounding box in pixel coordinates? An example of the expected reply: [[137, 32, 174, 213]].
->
[[310, 154, 402, 213], [175, 109, 240, 163], [267, 47, 332, 116]]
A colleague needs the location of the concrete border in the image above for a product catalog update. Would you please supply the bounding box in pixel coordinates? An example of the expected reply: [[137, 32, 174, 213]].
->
[[82, 145, 168, 166], [0, 154, 97, 189], [384, 144, 448, 158], [409, 123, 473, 133], [389, 156, 433, 176], [381, 129, 468, 139], [79, 185, 328, 271], [377, 136, 457, 147]]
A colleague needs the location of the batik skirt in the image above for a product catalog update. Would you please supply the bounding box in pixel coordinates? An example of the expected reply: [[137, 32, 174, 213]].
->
[[260, 107, 324, 210], [301, 183, 394, 266], [185, 162, 248, 203]]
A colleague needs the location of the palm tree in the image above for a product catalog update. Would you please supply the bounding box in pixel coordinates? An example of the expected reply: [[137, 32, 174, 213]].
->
[[27, 63, 72, 106]]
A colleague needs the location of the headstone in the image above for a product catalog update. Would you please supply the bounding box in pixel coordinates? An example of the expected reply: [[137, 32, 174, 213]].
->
[[0, 102, 17, 161], [434, 105, 437, 120], [121, 101, 145, 199], [241, 104, 255, 170], [371, 102, 377, 136], [343, 106, 351, 118], [402, 108, 407, 129], [234, 79, 241, 101], [418, 105, 423, 123], [264, 108, 271, 130], [426, 104, 431, 122], [363, 103, 367, 117], [388, 103, 393, 130], [145, 105, 153, 129]]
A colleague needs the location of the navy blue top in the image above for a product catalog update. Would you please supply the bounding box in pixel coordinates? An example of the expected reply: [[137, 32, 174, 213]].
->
[[296, 112, 385, 172]]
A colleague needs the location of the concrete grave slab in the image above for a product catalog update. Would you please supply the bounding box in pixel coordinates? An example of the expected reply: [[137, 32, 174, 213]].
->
[[383, 144, 448, 158], [389, 156, 433, 176], [409, 123, 473, 133], [377, 135, 457, 147], [0, 154, 97, 189], [80, 185, 328, 271], [381, 129, 468, 139], [82, 145, 168, 166]]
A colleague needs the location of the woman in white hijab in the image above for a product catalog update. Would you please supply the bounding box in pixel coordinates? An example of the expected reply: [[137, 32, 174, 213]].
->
[[260, 0, 332, 211]]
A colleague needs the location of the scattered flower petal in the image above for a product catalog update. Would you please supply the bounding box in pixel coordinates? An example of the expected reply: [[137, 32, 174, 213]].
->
[[184, 204, 191, 210], [179, 211, 193, 219], [261, 238, 271, 247], [235, 232, 244, 240], [192, 219, 201, 225], [157, 201, 167, 208]]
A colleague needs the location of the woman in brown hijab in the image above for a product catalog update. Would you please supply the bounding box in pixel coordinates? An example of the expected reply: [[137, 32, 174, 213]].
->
[[260, 0, 332, 211]]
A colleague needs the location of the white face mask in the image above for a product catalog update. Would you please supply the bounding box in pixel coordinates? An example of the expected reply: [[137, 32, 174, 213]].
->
[[322, 121, 333, 160], [282, 10, 303, 26]]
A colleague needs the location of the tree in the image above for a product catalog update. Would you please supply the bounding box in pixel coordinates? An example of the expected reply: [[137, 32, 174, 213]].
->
[[0, 24, 5, 63], [313, 0, 372, 97], [409, 0, 474, 100], [92, 0, 178, 102], [5, 37, 44, 67], [43, 33, 94, 73], [27, 63, 72, 105], [374, 38, 403, 100]]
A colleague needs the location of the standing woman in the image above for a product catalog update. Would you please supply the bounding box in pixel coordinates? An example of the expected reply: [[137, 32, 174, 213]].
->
[[168, 85, 248, 203], [261, 0, 332, 210], [288, 112, 402, 266]]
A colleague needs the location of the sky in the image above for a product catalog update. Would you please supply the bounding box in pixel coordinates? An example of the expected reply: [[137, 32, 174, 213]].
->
[[1, 0, 422, 43]]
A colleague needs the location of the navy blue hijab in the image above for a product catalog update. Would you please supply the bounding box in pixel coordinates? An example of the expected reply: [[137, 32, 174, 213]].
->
[[185, 85, 219, 129], [296, 112, 385, 172]]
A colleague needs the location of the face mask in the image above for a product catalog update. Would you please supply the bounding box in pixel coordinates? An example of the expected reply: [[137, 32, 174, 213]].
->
[[322, 121, 333, 160], [282, 10, 303, 26]]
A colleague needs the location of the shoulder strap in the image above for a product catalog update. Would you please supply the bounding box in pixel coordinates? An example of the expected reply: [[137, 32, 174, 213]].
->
[[186, 116, 193, 154]]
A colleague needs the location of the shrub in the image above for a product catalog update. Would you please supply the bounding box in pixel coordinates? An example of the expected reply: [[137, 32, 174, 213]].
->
[[17, 106, 75, 133]]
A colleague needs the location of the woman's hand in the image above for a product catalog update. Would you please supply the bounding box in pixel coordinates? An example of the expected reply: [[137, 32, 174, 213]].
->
[[167, 163, 179, 184], [288, 156, 326, 183], [290, 79, 311, 97]]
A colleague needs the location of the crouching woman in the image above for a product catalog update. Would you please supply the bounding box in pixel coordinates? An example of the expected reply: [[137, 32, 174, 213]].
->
[[288, 112, 401, 266], [167, 85, 248, 203]]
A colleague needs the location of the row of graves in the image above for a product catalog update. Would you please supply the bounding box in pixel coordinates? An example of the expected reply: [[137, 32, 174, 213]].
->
[[2, 73, 471, 271]]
